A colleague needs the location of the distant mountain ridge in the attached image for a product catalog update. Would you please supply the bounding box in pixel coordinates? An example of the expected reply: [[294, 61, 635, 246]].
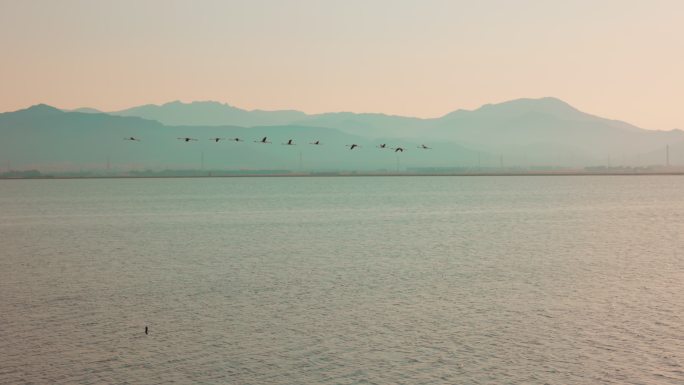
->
[[2, 97, 683, 171], [93, 97, 643, 135], [101, 97, 683, 163], [1, 104, 461, 171], [111, 100, 307, 127]]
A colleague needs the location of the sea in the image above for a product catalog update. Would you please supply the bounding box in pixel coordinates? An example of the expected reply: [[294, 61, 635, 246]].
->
[[1, 176, 682, 384]]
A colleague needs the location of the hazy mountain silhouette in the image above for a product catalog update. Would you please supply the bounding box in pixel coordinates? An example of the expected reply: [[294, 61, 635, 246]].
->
[[111, 101, 307, 127], [1, 105, 477, 171], [3, 98, 683, 172], [98, 97, 684, 166], [101, 97, 646, 137], [107, 101, 425, 137], [424, 97, 683, 163]]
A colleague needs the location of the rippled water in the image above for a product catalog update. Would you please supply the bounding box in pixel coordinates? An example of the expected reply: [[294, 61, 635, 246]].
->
[[1, 176, 683, 384]]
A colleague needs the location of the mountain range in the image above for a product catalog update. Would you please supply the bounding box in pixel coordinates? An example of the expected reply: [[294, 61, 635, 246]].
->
[[2, 98, 682, 172]]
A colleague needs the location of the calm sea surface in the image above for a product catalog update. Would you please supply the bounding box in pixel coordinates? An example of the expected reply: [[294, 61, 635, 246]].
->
[[1, 176, 683, 384]]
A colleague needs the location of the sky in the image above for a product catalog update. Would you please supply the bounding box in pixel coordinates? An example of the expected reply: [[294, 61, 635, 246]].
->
[[1, 0, 683, 130]]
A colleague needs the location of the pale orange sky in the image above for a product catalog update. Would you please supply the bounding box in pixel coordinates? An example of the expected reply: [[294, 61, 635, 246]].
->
[[1, 0, 683, 129]]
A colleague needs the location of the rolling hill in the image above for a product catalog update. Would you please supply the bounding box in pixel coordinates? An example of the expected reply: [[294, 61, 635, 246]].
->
[[2, 98, 683, 173]]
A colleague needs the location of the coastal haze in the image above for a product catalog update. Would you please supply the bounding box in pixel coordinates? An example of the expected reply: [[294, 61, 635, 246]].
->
[[1, 97, 683, 174], [1, 176, 683, 384], [3, 1, 684, 175]]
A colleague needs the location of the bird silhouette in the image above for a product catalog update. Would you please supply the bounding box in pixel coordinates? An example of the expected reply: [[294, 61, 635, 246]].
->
[[209, 137, 225, 143], [124, 137, 140, 142], [282, 139, 295, 145], [377, 143, 388, 149], [255, 136, 271, 144], [417, 144, 431, 149], [346, 144, 361, 150], [393, 147, 406, 152], [228, 137, 244, 142], [309, 140, 322, 145], [177, 137, 198, 142]]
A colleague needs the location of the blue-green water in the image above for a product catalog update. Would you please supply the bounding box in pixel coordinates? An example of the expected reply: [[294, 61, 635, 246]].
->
[[1, 176, 683, 384]]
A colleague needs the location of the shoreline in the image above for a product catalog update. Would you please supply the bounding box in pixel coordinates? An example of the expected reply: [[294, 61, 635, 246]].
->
[[2, 171, 684, 180]]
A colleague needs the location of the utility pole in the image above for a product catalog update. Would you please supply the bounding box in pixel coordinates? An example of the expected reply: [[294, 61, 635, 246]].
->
[[666, 145, 670, 167]]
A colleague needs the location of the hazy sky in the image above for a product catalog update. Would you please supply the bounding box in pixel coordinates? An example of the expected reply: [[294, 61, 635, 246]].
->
[[1, 0, 683, 129]]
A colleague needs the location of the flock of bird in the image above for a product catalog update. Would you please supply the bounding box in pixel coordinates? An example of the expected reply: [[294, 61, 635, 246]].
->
[[124, 136, 432, 152]]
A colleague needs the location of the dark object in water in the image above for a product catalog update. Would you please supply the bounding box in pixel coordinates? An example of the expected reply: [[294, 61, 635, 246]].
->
[[145, 326, 148, 335]]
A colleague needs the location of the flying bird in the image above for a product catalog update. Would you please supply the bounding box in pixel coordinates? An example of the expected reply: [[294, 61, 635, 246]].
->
[[346, 144, 361, 150], [282, 139, 296, 145], [177, 137, 198, 142], [418, 144, 431, 149], [393, 147, 406, 153], [209, 137, 225, 143], [124, 137, 140, 142], [309, 140, 322, 145], [228, 137, 244, 142], [255, 136, 271, 144], [377, 143, 388, 149]]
